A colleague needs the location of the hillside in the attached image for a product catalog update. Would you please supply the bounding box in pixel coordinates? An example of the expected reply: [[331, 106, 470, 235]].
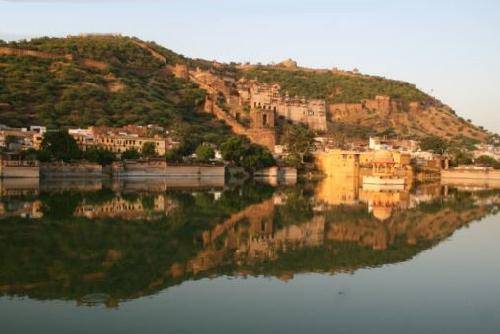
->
[[0, 35, 493, 146], [0, 35, 232, 151]]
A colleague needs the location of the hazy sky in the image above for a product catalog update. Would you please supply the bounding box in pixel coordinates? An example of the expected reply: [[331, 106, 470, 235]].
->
[[1, 0, 499, 133]]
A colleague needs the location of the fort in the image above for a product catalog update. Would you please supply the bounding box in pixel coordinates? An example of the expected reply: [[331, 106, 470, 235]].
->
[[237, 81, 328, 131], [167, 64, 328, 150]]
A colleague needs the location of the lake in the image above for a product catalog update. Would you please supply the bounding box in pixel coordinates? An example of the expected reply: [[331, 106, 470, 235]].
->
[[0, 178, 499, 333]]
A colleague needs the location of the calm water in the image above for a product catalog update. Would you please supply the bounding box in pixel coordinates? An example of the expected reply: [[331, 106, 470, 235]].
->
[[0, 178, 499, 334]]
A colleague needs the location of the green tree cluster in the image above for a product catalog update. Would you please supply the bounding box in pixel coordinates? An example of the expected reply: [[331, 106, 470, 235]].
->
[[220, 136, 275, 171], [475, 155, 500, 169], [243, 67, 430, 104], [420, 136, 449, 154], [281, 124, 315, 168], [195, 144, 215, 162]]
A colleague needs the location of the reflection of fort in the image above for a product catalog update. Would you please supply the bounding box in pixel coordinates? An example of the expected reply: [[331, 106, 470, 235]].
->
[[74, 195, 176, 220], [0, 183, 498, 306], [315, 175, 442, 221]]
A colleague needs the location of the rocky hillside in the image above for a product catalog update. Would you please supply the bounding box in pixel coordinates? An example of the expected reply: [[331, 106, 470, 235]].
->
[[240, 65, 490, 142], [0, 35, 493, 144]]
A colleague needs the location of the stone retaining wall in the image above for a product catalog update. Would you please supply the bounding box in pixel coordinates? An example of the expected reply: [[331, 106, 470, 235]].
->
[[113, 161, 226, 178], [40, 162, 103, 178]]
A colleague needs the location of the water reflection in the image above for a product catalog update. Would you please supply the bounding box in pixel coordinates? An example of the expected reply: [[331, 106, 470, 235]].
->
[[0, 177, 498, 308]]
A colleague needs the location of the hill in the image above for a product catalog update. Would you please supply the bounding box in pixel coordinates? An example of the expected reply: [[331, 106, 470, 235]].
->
[[0, 35, 232, 153], [0, 35, 494, 147]]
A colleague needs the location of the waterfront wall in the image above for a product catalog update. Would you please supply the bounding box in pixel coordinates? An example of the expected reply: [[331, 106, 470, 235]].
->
[[40, 162, 103, 178], [441, 168, 500, 188], [112, 161, 226, 178], [0, 162, 39, 179], [441, 168, 500, 181]]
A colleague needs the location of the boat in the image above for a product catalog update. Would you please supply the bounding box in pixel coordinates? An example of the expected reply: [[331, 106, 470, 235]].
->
[[363, 175, 405, 186]]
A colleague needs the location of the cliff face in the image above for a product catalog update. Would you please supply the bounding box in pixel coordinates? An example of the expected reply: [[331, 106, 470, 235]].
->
[[329, 96, 488, 141]]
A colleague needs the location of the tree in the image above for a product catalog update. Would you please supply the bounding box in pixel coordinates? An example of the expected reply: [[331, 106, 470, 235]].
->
[[195, 144, 215, 162], [220, 136, 276, 171], [122, 148, 140, 160], [220, 136, 274, 171], [220, 136, 247, 163], [83, 148, 115, 165], [240, 144, 275, 171], [475, 155, 499, 169], [420, 136, 448, 154], [141, 142, 157, 158], [282, 124, 315, 167], [41, 130, 81, 162]]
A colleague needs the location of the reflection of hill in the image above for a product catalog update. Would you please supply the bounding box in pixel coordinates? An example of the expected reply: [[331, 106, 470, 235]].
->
[[0, 183, 498, 307]]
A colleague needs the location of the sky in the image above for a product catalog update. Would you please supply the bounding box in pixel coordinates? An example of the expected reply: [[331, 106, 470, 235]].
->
[[1, 0, 499, 133]]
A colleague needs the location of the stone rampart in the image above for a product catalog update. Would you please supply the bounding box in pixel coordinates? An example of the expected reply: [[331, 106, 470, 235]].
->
[[0, 47, 109, 70], [131, 40, 167, 64], [0, 47, 72, 60]]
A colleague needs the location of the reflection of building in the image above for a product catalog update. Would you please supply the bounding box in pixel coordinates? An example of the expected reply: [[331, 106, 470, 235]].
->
[[74, 195, 176, 220], [0, 178, 39, 197], [315, 171, 443, 221], [359, 189, 410, 221], [0, 199, 43, 219], [315, 175, 359, 206], [69, 126, 178, 155]]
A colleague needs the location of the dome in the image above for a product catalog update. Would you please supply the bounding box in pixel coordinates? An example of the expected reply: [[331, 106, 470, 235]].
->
[[373, 150, 394, 163], [372, 206, 392, 221]]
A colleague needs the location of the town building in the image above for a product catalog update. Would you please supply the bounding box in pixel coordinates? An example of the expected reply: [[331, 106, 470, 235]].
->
[[472, 144, 500, 161], [369, 136, 419, 152], [68, 125, 178, 156], [314, 150, 361, 177], [0, 125, 46, 151]]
